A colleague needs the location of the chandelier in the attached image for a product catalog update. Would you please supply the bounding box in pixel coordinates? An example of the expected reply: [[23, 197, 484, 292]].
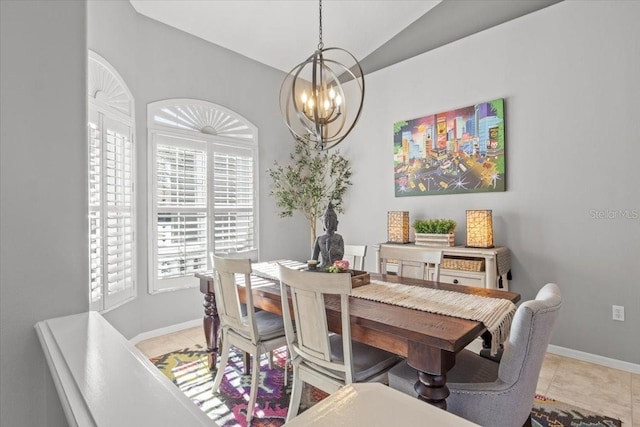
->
[[279, 0, 365, 151]]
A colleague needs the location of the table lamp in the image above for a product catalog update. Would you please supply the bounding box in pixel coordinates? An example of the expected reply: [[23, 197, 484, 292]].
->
[[387, 211, 410, 243], [466, 210, 494, 248]]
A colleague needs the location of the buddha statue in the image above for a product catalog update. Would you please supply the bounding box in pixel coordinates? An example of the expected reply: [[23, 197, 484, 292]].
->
[[312, 203, 345, 269]]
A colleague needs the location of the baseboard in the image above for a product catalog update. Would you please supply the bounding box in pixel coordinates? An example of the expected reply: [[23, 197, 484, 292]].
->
[[129, 318, 201, 345], [547, 344, 640, 374]]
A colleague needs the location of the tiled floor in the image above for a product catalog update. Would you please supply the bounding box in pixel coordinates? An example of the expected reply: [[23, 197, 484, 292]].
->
[[136, 326, 639, 426]]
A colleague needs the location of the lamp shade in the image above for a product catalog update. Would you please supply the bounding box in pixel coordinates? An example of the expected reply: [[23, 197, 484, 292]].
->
[[387, 211, 410, 243], [466, 210, 494, 248]]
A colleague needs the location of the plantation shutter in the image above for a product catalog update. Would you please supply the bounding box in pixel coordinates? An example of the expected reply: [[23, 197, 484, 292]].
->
[[147, 99, 259, 293], [88, 50, 136, 311], [89, 110, 102, 306], [89, 112, 135, 310], [155, 142, 208, 285], [104, 118, 135, 306], [212, 145, 255, 254]]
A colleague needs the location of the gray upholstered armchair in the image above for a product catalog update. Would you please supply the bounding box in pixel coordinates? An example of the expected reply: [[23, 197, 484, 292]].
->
[[389, 283, 562, 427]]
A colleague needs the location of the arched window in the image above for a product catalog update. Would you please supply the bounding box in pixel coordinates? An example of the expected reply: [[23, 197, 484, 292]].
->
[[147, 99, 259, 293], [88, 50, 136, 311]]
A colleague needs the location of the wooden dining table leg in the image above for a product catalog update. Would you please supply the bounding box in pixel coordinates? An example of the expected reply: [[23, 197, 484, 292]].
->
[[415, 371, 449, 409], [408, 342, 456, 409], [199, 277, 220, 371]]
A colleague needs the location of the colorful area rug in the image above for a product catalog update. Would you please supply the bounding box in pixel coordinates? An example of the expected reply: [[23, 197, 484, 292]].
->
[[531, 394, 622, 427], [151, 346, 622, 427]]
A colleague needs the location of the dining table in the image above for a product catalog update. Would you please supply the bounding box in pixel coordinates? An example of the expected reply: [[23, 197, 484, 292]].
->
[[195, 265, 520, 409]]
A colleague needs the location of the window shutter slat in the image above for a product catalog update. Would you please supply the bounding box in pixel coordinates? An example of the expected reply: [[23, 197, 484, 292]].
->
[[155, 144, 209, 281], [213, 151, 255, 253], [157, 144, 207, 208], [156, 210, 208, 279], [88, 114, 135, 310]]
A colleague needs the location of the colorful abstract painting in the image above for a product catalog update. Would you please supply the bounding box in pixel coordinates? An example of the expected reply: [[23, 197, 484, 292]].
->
[[393, 99, 506, 196]]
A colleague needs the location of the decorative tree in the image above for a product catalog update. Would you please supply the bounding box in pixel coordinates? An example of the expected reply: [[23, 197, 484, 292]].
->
[[267, 135, 352, 245]]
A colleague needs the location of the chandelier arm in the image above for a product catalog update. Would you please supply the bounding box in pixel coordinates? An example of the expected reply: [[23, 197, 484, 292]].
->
[[311, 52, 324, 142], [317, 54, 365, 144], [289, 58, 316, 134]]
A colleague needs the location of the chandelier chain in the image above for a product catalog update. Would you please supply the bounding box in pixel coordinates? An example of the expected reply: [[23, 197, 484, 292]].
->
[[318, 0, 323, 50]]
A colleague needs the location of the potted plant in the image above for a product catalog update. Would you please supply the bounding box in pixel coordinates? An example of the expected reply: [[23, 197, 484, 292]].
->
[[412, 218, 457, 247], [267, 135, 352, 246]]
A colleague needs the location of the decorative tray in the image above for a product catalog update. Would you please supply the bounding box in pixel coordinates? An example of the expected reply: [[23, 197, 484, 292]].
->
[[302, 268, 370, 288], [349, 270, 370, 288]]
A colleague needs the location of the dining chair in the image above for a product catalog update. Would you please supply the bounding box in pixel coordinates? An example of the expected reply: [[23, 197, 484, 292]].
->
[[379, 245, 443, 281], [343, 244, 367, 270], [210, 255, 288, 424], [278, 264, 402, 422], [388, 283, 562, 427]]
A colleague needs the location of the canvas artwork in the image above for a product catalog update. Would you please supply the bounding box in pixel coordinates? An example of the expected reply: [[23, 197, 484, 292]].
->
[[393, 98, 505, 196]]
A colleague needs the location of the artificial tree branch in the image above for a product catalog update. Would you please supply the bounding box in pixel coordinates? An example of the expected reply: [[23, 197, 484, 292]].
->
[[267, 135, 352, 245]]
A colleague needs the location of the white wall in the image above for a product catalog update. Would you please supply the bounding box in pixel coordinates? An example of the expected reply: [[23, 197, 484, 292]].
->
[[88, 1, 310, 338], [0, 1, 88, 426], [338, 0, 640, 364]]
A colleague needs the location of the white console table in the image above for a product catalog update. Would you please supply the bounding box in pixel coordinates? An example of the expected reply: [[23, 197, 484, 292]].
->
[[375, 243, 511, 290]]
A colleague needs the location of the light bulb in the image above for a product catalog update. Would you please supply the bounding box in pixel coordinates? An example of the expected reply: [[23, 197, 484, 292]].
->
[[329, 88, 336, 99], [336, 95, 343, 106], [301, 91, 308, 103]]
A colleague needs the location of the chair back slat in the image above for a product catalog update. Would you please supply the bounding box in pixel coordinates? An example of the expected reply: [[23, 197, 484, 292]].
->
[[291, 287, 331, 361]]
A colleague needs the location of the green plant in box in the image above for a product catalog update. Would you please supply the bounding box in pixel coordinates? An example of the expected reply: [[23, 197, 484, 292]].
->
[[413, 218, 457, 234]]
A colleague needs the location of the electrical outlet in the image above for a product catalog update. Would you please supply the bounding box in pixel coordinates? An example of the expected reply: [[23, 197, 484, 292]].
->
[[612, 305, 625, 321]]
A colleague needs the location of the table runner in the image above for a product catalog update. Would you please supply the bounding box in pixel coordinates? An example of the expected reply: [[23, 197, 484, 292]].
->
[[494, 247, 511, 277], [351, 279, 516, 354]]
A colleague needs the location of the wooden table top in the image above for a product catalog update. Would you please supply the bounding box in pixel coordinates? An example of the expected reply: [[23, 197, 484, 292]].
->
[[196, 271, 520, 358]]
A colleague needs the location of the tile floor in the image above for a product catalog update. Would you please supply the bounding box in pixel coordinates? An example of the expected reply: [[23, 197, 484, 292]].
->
[[136, 326, 639, 426]]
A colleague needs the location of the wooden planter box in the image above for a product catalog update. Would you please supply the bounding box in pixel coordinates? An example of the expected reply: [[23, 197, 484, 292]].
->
[[414, 233, 455, 247]]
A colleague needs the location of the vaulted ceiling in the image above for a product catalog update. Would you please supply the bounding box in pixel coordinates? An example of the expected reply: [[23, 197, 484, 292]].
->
[[130, 0, 562, 75]]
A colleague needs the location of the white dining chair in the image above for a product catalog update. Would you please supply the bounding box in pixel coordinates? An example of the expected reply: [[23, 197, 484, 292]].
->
[[278, 264, 401, 422], [343, 244, 367, 270], [210, 255, 288, 423], [379, 245, 443, 281]]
